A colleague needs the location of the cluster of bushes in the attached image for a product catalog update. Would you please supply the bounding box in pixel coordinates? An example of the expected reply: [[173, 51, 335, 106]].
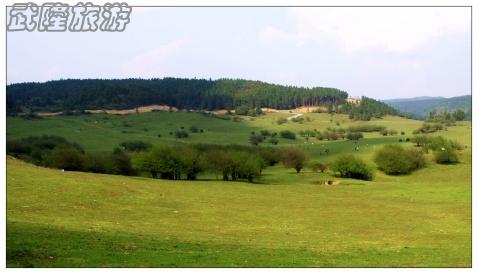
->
[[119, 140, 152, 152], [380, 129, 398, 136], [249, 130, 279, 146], [297, 125, 388, 142], [134, 144, 295, 182], [316, 129, 345, 141], [235, 106, 263, 117], [7, 135, 135, 175], [413, 136, 461, 164], [413, 123, 444, 134], [373, 145, 426, 175], [347, 125, 385, 132]]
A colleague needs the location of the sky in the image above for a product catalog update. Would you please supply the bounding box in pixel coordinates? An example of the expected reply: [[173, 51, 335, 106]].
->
[[7, 7, 471, 99]]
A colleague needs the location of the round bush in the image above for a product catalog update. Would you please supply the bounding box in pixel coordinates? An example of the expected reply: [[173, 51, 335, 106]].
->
[[434, 148, 459, 164], [280, 130, 296, 140], [331, 155, 374, 181], [373, 145, 426, 175]]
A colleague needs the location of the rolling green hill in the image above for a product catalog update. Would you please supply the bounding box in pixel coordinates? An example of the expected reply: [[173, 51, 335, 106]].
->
[[384, 95, 471, 120], [6, 110, 471, 267]]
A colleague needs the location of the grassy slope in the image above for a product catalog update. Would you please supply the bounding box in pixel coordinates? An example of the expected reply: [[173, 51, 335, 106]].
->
[[6, 112, 471, 267]]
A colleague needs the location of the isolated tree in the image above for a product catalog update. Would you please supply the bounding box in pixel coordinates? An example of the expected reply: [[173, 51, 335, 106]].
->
[[281, 146, 308, 173]]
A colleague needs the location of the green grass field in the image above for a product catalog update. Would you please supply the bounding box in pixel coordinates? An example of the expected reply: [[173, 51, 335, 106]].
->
[[6, 111, 471, 267]]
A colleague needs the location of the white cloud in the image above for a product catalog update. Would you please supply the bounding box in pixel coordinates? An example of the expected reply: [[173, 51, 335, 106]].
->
[[261, 7, 470, 53], [122, 37, 188, 78]]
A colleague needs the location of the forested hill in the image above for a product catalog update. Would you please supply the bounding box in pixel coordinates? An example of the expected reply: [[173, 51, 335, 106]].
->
[[6, 78, 348, 114], [384, 95, 471, 120]]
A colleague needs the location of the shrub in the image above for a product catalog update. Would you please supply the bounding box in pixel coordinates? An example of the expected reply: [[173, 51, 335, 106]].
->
[[280, 130, 296, 140], [434, 148, 459, 164], [331, 155, 374, 181], [249, 134, 264, 146], [268, 137, 279, 145], [374, 145, 426, 175], [346, 132, 363, 141], [111, 148, 136, 175], [291, 116, 304, 123], [309, 162, 327, 173], [380, 129, 398, 136], [281, 147, 308, 173], [299, 129, 316, 138], [119, 140, 152, 152], [189, 125, 199, 133], [277, 117, 288, 125], [43, 144, 85, 171], [175, 130, 189, 138], [412, 135, 432, 147], [413, 123, 444, 134]]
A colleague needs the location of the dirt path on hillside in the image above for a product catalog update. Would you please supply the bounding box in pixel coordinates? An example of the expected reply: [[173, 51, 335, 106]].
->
[[287, 113, 303, 120]]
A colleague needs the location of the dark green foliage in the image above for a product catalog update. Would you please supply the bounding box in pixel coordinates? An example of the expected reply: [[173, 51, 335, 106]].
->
[[347, 125, 385, 132], [249, 134, 264, 146], [6, 78, 348, 114], [345, 132, 363, 141], [453, 109, 466, 121], [280, 130, 296, 140], [43, 144, 85, 171], [119, 140, 152, 152], [6, 135, 135, 175], [189, 126, 199, 133], [373, 145, 426, 175], [175, 130, 189, 138], [281, 147, 308, 173], [331, 155, 374, 181], [7, 135, 83, 165], [111, 148, 136, 176]]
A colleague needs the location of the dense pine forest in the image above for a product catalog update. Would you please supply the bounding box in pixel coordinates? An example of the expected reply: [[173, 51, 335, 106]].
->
[[6, 78, 348, 114]]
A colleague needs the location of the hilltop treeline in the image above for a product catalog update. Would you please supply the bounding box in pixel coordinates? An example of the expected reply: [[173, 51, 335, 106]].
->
[[338, 97, 399, 120], [6, 78, 348, 114]]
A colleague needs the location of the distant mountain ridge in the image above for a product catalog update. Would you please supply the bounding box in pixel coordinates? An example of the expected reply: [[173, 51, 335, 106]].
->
[[383, 95, 471, 120]]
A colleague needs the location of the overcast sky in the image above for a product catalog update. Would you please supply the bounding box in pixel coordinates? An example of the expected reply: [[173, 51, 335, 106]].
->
[[7, 7, 471, 99]]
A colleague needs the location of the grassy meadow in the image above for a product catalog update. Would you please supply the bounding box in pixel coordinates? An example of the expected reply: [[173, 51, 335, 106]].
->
[[6, 111, 472, 267]]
